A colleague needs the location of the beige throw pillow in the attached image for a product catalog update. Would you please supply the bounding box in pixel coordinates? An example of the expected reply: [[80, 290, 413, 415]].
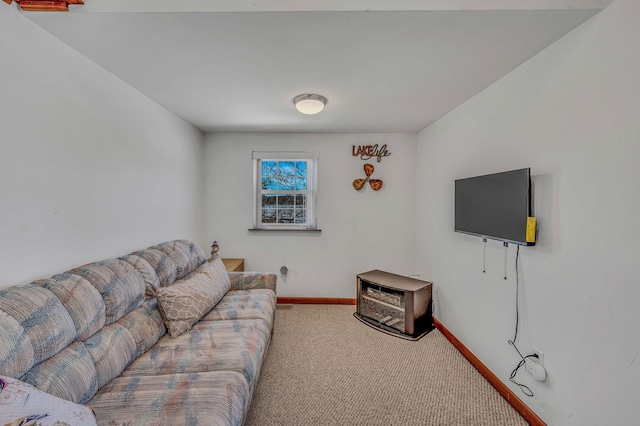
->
[[156, 264, 229, 338], [203, 257, 231, 289]]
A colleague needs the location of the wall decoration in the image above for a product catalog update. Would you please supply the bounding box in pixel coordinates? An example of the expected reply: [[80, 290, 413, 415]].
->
[[352, 144, 391, 162], [210, 241, 220, 259], [353, 163, 383, 191]]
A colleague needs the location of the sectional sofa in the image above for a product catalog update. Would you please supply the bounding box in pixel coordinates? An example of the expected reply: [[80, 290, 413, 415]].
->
[[0, 239, 277, 425]]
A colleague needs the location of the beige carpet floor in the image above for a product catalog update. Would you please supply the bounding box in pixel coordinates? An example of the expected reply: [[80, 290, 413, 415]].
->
[[245, 304, 528, 426]]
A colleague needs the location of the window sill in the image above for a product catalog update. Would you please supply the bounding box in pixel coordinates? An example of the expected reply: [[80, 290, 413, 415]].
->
[[248, 228, 322, 232]]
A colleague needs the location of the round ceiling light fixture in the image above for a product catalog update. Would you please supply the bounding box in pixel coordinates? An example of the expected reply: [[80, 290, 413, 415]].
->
[[293, 94, 327, 115]]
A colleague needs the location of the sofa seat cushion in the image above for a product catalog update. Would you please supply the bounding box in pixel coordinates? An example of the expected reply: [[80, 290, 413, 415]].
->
[[89, 371, 249, 426], [121, 319, 270, 388], [201, 289, 276, 327]]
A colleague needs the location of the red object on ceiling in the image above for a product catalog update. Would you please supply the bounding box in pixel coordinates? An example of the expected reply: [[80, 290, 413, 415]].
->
[[3, 0, 84, 12]]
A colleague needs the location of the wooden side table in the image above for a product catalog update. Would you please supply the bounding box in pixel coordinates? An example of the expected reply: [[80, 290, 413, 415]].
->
[[221, 258, 244, 272], [207, 257, 245, 272]]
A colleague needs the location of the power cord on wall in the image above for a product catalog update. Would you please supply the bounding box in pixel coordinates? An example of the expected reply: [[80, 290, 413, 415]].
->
[[507, 245, 537, 397]]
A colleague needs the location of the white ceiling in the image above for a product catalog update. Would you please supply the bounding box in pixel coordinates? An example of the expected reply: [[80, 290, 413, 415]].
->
[[23, 0, 610, 133]]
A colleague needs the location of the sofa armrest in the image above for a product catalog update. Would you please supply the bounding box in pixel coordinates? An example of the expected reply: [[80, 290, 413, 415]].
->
[[0, 374, 97, 425], [228, 272, 277, 293]]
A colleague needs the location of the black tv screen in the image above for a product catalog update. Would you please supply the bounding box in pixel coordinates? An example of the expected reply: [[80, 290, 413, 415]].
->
[[455, 168, 534, 246]]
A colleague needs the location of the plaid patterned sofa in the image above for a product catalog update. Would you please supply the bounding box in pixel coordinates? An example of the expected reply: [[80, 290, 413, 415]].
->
[[0, 240, 277, 425]]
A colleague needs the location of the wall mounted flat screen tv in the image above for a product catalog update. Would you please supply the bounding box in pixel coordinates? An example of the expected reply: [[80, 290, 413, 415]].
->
[[455, 168, 534, 246]]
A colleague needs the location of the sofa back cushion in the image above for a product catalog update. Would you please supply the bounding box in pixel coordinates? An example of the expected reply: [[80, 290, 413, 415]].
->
[[131, 248, 178, 288], [21, 341, 99, 404], [68, 259, 146, 325], [33, 273, 106, 341], [84, 323, 137, 389], [153, 240, 207, 280], [0, 285, 76, 376], [0, 307, 35, 378], [132, 240, 207, 289], [116, 298, 166, 359], [121, 254, 162, 296]]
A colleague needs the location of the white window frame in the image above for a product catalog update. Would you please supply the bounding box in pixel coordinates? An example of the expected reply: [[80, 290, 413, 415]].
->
[[252, 151, 319, 230]]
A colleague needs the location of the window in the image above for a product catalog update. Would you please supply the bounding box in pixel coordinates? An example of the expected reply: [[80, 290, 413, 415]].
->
[[252, 151, 318, 230]]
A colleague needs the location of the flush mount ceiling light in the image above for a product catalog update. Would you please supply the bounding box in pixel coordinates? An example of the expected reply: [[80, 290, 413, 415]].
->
[[293, 94, 327, 115]]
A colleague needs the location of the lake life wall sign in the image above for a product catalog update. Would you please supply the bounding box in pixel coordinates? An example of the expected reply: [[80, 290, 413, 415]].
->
[[352, 144, 391, 162]]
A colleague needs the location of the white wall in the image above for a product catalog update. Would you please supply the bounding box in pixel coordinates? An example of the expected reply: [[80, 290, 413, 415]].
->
[[0, 7, 204, 288], [204, 133, 417, 297], [416, 0, 640, 424]]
